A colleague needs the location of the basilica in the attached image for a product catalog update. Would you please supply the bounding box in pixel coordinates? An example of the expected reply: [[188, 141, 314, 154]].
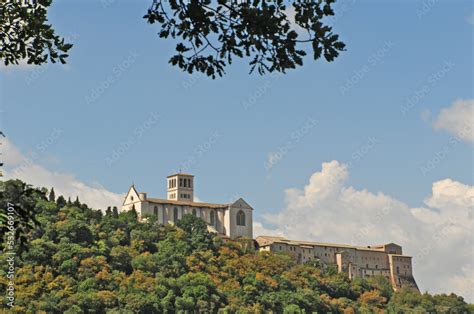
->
[[122, 173, 253, 239], [122, 173, 418, 291]]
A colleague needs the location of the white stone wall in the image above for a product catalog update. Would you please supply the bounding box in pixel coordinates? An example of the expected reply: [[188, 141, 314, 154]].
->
[[225, 206, 253, 239]]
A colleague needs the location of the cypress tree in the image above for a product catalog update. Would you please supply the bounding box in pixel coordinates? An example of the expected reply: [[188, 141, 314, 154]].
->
[[48, 187, 56, 202], [56, 195, 66, 208], [112, 206, 119, 218], [74, 196, 81, 206]]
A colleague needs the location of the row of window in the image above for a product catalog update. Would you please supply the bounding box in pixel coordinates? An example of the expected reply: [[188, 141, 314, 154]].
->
[[169, 178, 177, 189], [362, 256, 382, 261], [180, 193, 191, 199], [152, 206, 246, 227], [168, 178, 193, 189]]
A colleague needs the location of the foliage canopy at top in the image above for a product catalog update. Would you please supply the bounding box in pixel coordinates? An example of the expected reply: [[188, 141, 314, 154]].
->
[[0, 0, 345, 77], [144, 0, 345, 77]]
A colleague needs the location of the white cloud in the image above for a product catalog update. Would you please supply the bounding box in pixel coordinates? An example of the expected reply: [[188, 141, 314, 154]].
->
[[258, 160, 473, 301], [2, 139, 124, 210], [433, 99, 474, 143], [253, 221, 285, 238]]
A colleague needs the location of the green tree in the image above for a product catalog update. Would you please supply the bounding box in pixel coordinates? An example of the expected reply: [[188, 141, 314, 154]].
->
[[112, 206, 119, 218], [73, 196, 81, 207], [3, 179, 473, 313], [144, 0, 345, 77], [0, 0, 72, 65], [1, 0, 344, 77], [0, 179, 45, 252], [56, 195, 67, 208], [176, 214, 214, 252], [48, 187, 56, 202]]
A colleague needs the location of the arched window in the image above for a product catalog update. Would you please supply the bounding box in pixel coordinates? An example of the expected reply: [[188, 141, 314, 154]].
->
[[192, 208, 197, 216], [173, 207, 179, 222], [154, 206, 158, 216], [236, 210, 246, 226], [210, 210, 215, 226]]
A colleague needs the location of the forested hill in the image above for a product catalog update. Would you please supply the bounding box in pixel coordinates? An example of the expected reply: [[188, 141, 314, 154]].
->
[[0, 179, 472, 313]]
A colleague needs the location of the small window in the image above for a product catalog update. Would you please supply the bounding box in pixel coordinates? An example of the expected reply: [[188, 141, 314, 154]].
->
[[192, 208, 197, 216], [210, 210, 216, 226], [131, 196, 134, 201], [179, 178, 183, 187], [173, 207, 179, 222], [236, 210, 246, 226], [154, 206, 158, 216]]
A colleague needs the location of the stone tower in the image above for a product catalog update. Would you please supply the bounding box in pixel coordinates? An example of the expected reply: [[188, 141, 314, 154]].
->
[[167, 173, 194, 201]]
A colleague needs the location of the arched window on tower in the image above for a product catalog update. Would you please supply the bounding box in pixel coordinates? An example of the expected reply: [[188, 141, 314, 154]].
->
[[154, 206, 158, 216], [210, 210, 215, 226], [173, 207, 179, 222], [237, 210, 246, 226], [192, 208, 197, 216]]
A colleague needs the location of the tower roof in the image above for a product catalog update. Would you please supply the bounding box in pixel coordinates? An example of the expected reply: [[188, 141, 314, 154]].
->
[[167, 173, 194, 178]]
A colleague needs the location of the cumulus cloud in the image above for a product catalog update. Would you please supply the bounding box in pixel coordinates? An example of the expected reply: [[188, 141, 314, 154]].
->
[[253, 221, 285, 238], [433, 99, 473, 143], [257, 161, 473, 301], [2, 139, 124, 210]]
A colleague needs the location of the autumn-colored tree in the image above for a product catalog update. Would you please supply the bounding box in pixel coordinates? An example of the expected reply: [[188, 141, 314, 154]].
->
[[1, 179, 472, 313]]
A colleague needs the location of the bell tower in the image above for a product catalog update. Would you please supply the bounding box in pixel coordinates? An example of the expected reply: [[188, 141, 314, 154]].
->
[[167, 173, 194, 201]]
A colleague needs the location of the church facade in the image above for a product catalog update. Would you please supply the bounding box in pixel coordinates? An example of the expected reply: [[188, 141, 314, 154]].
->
[[121, 173, 253, 239]]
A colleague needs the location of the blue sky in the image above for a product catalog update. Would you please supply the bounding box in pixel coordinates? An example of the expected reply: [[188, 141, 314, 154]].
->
[[2, 0, 471, 209], [1, 0, 473, 298]]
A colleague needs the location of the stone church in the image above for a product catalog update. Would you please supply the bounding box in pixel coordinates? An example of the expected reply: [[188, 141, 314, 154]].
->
[[121, 173, 253, 239], [122, 173, 417, 291]]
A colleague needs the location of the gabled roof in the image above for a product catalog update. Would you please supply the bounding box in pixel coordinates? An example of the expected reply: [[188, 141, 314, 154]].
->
[[147, 198, 229, 209], [230, 198, 254, 210], [122, 185, 140, 206]]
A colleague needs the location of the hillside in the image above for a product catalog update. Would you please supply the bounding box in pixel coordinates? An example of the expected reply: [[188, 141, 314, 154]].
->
[[1, 179, 472, 313]]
